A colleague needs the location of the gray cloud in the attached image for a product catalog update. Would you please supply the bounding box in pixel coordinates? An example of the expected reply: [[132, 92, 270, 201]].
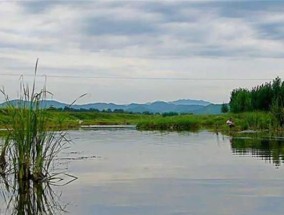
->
[[85, 17, 158, 36], [4, 1, 284, 58], [20, 1, 57, 13], [257, 22, 284, 40], [79, 1, 284, 58]]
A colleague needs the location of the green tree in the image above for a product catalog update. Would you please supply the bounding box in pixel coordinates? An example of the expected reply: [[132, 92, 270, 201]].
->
[[272, 77, 282, 101], [221, 103, 229, 113], [230, 77, 284, 113], [251, 82, 273, 111], [271, 98, 284, 127], [229, 88, 252, 113]]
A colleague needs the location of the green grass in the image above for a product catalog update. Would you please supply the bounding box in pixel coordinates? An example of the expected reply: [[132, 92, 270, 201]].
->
[[137, 112, 281, 133], [0, 110, 157, 130], [137, 114, 225, 132], [0, 102, 282, 135], [136, 115, 200, 131], [1, 110, 280, 134]]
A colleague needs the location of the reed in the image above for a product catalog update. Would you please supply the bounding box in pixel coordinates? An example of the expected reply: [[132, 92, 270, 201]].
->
[[0, 59, 68, 182]]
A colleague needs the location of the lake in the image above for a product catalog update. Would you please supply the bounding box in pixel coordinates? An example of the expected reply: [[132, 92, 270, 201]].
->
[[1, 129, 284, 215]]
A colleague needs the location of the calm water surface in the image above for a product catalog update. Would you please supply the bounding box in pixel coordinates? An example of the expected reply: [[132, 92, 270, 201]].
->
[[1, 129, 284, 215]]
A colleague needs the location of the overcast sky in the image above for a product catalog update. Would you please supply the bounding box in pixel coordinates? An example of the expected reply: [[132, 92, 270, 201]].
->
[[0, 0, 284, 104]]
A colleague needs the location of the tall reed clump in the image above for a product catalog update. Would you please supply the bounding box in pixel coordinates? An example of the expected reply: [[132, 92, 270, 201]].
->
[[0, 60, 67, 182]]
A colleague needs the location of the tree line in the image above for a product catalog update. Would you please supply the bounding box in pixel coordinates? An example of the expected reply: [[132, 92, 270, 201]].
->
[[229, 77, 284, 126], [229, 77, 284, 112], [47, 106, 184, 116]]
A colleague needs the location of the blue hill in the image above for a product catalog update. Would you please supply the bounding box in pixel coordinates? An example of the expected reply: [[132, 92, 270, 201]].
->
[[0, 99, 221, 114]]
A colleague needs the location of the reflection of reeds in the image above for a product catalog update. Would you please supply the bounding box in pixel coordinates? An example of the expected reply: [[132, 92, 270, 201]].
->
[[1, 173, 67, 215], [0, 60, 77, 214], [0, 137, 9, 174], [0, 166, 77, 214], [0, 59, 68, 182]]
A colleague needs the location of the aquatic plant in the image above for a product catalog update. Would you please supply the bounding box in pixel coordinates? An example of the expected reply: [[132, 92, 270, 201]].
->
[[0, 59, 68, 182]]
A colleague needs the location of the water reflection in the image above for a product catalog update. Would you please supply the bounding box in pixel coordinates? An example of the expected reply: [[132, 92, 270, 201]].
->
[[2, 129, 284, 215], [0, 173, 67, 215], [231, 137, 284, 166]]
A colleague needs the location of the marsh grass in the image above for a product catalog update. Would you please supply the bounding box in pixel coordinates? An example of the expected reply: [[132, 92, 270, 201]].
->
[[0, 60, 68, 182], [137, 115, 200, 131], [137, 112, 281, 133]]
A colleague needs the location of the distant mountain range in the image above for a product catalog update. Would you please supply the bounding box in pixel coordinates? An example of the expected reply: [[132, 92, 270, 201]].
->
[[0, 99, 222, 115]]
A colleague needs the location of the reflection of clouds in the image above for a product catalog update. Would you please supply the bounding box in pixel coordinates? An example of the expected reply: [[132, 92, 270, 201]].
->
[[73, 164, 187, 185], [64, 178, 284, 215], [2, 130, 284, 214], [67, 130, 245, 182], [49, 129, 284, 214]]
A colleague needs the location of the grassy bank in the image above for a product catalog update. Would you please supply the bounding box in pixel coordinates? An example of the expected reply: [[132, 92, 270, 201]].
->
[[0, 109, 281, 133], [137, 112, 281, 133], [0, 110, 158, 130]]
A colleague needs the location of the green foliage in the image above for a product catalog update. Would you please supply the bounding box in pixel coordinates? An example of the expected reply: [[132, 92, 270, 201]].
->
[[137, 112, 280, 133], [0, 110, 158, 129], [162, 112, 179, 117], [251, 81, 273, 111], [230, 88, 252, 113], [0, 61, 67, 182], [238, 112, 274, 130], [221, 103, 229, 113], [137, 114, 232, 132], [270, 98, 284, 127], [137, 115, 200, 131], [230, 77, 284, 128]]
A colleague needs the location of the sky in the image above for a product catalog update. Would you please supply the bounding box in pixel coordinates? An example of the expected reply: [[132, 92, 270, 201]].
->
[[0, 0, 284, 104]]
